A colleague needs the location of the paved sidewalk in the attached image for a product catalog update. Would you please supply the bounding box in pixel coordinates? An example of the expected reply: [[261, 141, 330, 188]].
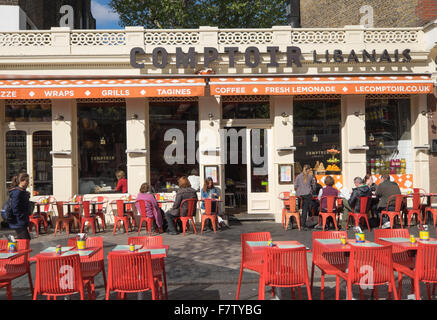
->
[[0, 220, 434, 300]]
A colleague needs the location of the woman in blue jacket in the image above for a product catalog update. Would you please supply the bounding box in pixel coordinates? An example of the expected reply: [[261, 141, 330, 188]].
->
[[8, 173, 31, 240]]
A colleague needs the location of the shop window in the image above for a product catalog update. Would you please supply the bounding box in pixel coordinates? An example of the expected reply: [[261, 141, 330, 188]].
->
[[222, 101, 270, 119], [78, 102, 127, 194], [6, 103, 51, 122], [33, 131, 52, 196], [6, 131, 27, 188], [366, 98, 411, 175], [149, 102, 199, 193], [293, 100, 342, 176]]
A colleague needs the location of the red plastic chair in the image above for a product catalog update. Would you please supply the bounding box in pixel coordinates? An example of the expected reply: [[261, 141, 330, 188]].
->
[[33, 254, 93, 300], [311, 231, 348, 300], [105, 251, 160, 300], [174, 198, 198, 236], [236, 232, 271, 300], [379, 194, 405, 229], [201, 199, 218, 234], [335, 244, 398, 300], [67, 236, 106, 299], [54, 201, 74, 236], [284, 196, 302, 231], [28, 212, 48, 238], [113, 200, 133, 235], [0, 240, 33, 299], [347, 196, 371, 231], [259, 247, 312, 300], [90, 196, 108, 230], [374, 229, 415, 297], [319, 196, 339, 231], [406, 193, 425, 227], [279, 191, 291, 227], [137, 200, 155, 236], [80, 201, 100, 235], [128, 236, 167, 299]]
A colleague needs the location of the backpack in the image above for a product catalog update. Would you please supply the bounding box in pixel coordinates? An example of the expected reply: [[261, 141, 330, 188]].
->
[[1, 189, 18, 225]]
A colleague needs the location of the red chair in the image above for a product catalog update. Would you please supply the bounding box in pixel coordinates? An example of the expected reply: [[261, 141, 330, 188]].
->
[[0, 239, 33, 299], [394, 242, 437, 300], [258, 246, 312, 300], [125, 195, 137, 229], [379, 194, 405, 229], [113, 200, 133, 235], [424, 195, 437, 227], [319, 196, 339, 231], [335, 244, 398, 300], [67, 236, 106, 299], [33, 254, 93, 300], [28, 212, 48, 238], [90, 196, 108, 230], [279, 192, 291, 227], [374, 229, 415, 297], [105, 251, 160, 300], [36, 196, 55, 228], [155, 194, 163, 209], [236, 232, 271, 300], [137, 200, 155, 236], [406, 192, 425, 227], [128, 236, 168, 299], [201, 199, 218, 234], [284, 196, 302, 231], [346, 196, 371, 231], [174, 198, 198, 236], [54, 201, 74, 236], [68, 195, 83, 231], [310, 231, 348, 300], [80, 201, 100, 235]]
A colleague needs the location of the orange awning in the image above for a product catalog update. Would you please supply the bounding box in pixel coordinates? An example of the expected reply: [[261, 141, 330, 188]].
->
[[0, 78, 205, 99], [209, 75, 434, 96]]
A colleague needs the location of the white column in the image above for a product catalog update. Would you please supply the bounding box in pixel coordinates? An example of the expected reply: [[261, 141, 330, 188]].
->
[[51, 99, 77, 201], [126, 98, 149, 194]]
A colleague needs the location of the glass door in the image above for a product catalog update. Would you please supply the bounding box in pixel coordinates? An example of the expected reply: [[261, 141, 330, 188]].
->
[[32, 131, 53, 196], [6, 131, 27, 189]]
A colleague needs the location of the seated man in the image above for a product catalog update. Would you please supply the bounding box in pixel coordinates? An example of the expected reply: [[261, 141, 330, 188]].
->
[[341, 177, 372, 229], [375, 173, 401, 229]]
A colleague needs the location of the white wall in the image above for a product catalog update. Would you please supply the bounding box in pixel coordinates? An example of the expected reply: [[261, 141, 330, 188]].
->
[[0, 5, 21, 31]]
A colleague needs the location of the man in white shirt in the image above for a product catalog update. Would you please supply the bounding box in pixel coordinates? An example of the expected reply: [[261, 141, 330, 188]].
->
[[188, 168, 200, 191]]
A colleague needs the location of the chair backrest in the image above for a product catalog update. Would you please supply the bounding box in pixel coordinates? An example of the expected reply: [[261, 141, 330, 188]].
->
[[415, 242, 437, 282], [0, 239, 30, 272], [107, 251, 154, 292], [180, 198, 197, 217], [374, 228, 411, 256], [91, 196, 108, 211], [82, 201, 91, 218], [321, 195, 337, 212], [136, 199, 154, 218], [56, 201, 65, 218], [386, 194, 405, 211], [34, 254, 85, 296], [312, 231, 348, 265], [241, 232, 271, 263], [358, 196, 371, 214], [128, 236, 163, 247], [263, 247, 309, 287], [67, 236, 104, 261], [279, 192, 291, 207], [411, 193, 424, 210], [203, 199, 218, 215], [116, 200, 126, 217], [347, 245, 394, 286], [287, 196, 300, 213]]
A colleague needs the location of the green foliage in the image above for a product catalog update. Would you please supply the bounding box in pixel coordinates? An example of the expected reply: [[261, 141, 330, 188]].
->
[[109, 0, 288, 29]]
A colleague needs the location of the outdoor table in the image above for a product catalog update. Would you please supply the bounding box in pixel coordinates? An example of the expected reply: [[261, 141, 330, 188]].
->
[[0, 251, 29, 261], [110, 244, 169, 259], [315, 238, 381, 254], [378, 237, 437, 253], [246, 240, 311, 256], [29, 246, 100, 262]]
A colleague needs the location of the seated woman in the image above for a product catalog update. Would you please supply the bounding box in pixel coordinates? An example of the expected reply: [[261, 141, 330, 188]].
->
[[314, 175, 339, 230], [164, 176, 198, 235], [201, 177, 226, 229], [135, 182, 164, 233]]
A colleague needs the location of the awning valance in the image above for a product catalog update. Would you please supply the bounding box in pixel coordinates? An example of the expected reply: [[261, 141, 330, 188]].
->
[[0, 78, 205, 99], [209, 76, 434, 96]]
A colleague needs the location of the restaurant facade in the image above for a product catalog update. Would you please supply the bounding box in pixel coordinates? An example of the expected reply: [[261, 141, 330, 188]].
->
[[1, 23, 437, 222]]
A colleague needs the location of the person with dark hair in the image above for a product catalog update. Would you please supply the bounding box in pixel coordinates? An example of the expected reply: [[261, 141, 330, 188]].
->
[[340, 177, 372, 229], [375, 173, 401, 229], [164, 176, 198, 235], [135, 182, 163, 233], [294, 164, 315, 231], [314, 175, 339, 230], [8, 173, 32, 239], [364, 173, 377, 192]]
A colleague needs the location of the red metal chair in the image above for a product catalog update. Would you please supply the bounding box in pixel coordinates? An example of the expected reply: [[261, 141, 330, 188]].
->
[[174, 198, 198, 236], [284, 196, 302, 231], [406, 192, 425, 227], [54, 201, 74, 236], [335, 244, 398, 300], [80, 201, 100, 235], [394, 242, 437, 300], [424, 195, 437, 227], [113, 200, 133, 235], [201, 199, 218, 234], [311, 231, 348, 300], [125, 195, 137, 229], [319, 196, 339, 231], [68, 195, 83, 231], [28, 212, 48, 238], [33, 254, 93, 300], [236, 232, 271, 300], [374, 229, 415, 297], [128, 236, 168, 299], [258, 246, 312, 300], [67, 236, 106, 299], [137, 200, 155, 236], [36, 196, 55, 228], [0, 239, 33, 299], [279, 191, 291, 227], [90, 196, 108, 230], [105, 251, 160, 300], [346, 196, 371, 231], [379, 194, 405, 229]]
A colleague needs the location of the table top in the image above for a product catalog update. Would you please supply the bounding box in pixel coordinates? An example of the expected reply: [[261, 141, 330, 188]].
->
[[378, 237, 437, 250], [0, 251, 27, 260], [246, 240, 310, 254], [157, 200, 174, 203], [111, 245, 168, 259], [315, 239, 382, 252], [29, 246, 100, 262]]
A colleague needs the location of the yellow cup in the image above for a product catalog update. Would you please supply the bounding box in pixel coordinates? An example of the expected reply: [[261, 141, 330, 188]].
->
[[7, 242, 17, 253], [355, 233, 365, 243], [419, 231, 430, 241], [340, 237, 347, 245], [77, 240, 86, 250]]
